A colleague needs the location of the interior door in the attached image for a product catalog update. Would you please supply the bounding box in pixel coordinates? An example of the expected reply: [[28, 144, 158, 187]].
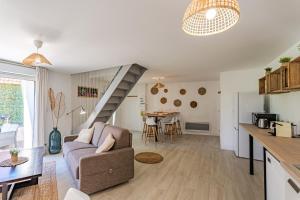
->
[[232, 93, 239, 156]]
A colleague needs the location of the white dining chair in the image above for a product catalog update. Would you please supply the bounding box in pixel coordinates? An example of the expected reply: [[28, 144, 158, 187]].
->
[[64, 188, 90, 200]]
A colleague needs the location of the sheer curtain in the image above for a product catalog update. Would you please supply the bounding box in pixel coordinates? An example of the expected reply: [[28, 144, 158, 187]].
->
[[21, 80, 35, 148], [34, 67, 48, 147]]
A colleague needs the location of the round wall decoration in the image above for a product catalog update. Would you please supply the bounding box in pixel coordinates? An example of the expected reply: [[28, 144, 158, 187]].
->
[[190, 101, 198, 108], [164, 88, 168, 93], [173, 99, 182, 107], [160, 97, 167, 104], [180, 89, 186, 95], [150, 87, 159, 95], [198, 87, 207, 95]]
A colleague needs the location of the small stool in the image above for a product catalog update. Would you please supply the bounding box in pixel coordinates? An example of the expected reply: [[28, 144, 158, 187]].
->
[[144, 117, 158, 143], [163, 117, 177, 143]]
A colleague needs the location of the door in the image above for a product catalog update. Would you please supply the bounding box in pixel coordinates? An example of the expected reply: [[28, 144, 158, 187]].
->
[[266, 151, 285, 200], [285, 175, 300, 200], [232, 93, 239, 156]]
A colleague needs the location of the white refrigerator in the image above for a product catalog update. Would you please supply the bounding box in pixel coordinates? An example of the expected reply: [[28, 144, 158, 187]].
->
[[233, 92, 264, 161]]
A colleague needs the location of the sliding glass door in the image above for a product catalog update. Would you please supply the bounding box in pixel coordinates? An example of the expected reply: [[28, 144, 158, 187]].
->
[[0, 77, 35, 150]]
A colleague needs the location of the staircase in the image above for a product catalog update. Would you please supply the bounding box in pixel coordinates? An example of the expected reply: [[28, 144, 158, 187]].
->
[[79, 64, 147, 130]]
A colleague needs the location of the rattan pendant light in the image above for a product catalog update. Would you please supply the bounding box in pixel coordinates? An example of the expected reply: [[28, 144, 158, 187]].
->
[[182, 0, 240, 36], [22, 40, 52, 66]]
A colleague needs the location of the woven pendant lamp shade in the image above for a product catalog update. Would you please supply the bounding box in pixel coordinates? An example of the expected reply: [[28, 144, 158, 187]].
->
[[182, 0, 240, 36]]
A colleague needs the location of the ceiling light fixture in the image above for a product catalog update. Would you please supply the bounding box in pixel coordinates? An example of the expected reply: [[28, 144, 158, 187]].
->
[[152, 77, 165, 89], [22, 40, 52, 66], [182, 0, 240, 36]]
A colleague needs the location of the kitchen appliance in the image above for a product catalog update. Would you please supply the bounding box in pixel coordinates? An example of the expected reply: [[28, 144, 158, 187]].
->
[[258, 118, 269, 129], [233, 92, 264, 160], [252, 113, 278, 128], [274, 121, 295, 138]]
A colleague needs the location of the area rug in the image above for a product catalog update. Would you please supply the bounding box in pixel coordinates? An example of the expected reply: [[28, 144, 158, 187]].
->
[[0, 161, 58, 200], [135, 152, 164, 164]]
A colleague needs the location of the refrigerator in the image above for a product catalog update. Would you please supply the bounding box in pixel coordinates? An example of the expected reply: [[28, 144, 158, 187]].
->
[[233, 92, 264, 161]]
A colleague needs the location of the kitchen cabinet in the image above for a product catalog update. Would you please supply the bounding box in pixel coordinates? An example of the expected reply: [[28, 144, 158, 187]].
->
[[285, 173, 300, 200], [258, 56, 300, 94], [259, 77, 266, 95], [288, 57, 300, 89], [266, 151, 285, 200]]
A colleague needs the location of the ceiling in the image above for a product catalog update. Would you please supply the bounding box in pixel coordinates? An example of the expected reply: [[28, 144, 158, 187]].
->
[[0, 0, 300, 82]]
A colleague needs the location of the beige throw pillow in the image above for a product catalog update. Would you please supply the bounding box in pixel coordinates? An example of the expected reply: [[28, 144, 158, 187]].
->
[[74, 127, 95, 144], [96, 133, 115, 153]]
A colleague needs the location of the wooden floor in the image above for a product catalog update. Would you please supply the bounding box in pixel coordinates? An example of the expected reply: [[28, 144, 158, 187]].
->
[[48, 133, 264, 200]]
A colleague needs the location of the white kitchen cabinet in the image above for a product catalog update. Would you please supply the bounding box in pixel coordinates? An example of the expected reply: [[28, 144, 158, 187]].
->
[[266, 151, 285, 200], [285, 173, 300, 200]]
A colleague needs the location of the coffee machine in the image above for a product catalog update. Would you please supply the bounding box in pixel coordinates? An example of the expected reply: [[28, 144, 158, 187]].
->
[[252, 113, 278, 128]]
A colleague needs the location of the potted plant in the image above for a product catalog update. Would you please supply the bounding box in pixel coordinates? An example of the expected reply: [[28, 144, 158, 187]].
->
[[10, 148, 20, 162], [279, 57, 292, 66], [265, 67, 272, 75], [48, 88, 66, 154]]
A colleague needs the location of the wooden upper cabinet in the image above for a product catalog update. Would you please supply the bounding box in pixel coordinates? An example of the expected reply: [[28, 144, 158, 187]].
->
[[281, 65, 289, 90], [269, 68, 283, 93], [288, 57, 300, 89], [259, 77, 266, 95], [259, 56, 300, 94]]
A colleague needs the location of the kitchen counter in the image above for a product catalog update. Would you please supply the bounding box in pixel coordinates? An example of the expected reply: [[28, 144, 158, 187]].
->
[[241, 123, 300, 183]]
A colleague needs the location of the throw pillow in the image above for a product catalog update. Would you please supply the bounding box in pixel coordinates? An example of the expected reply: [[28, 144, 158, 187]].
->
[[96, 133, 115, 153], [74, 127, 95, 144]]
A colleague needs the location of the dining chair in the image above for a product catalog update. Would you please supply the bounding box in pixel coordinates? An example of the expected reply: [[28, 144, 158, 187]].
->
[[144, 117, 158, 143], [163, 117, 177, 143]]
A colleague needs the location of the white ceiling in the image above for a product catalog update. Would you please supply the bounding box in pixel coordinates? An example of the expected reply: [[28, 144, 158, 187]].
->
[[0, 0, 300, 82]]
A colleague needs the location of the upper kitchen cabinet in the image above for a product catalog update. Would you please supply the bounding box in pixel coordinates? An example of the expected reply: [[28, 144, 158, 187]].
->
[[288, 57, 300, 89], [259, 56, 300, 95]]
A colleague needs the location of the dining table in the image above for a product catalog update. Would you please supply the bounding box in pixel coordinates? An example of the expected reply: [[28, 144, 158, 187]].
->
[[145, 111, 179, 142]]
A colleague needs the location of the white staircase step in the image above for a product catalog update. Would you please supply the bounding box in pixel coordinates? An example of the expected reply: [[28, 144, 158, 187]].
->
[[118, 81, 131, 90], [98, 110, 113, 117], [102, 103, 117, 111], [107, 96, 122, 104], [128, 66, 142, 76], [122, 73, 136, 83], [95, 116, 109, 123], [112, 89, 127, 97]]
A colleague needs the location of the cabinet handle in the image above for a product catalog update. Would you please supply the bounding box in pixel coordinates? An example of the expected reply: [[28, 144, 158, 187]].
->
[[267, 157, 271, 163], [288, 179, 300, 193]]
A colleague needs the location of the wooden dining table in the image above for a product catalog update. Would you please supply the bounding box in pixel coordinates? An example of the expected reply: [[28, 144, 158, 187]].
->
[[145, 112, 179, 142]]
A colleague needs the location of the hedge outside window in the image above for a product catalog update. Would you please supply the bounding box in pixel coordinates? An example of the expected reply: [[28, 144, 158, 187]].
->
[[0, 83, 24, 126]]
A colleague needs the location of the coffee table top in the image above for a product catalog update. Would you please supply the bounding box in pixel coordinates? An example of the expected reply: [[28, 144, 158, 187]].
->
[[0, 147, 44, 184]]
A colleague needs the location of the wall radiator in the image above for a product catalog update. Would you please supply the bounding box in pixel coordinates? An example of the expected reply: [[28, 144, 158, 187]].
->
[[185, 122, 210, 132]]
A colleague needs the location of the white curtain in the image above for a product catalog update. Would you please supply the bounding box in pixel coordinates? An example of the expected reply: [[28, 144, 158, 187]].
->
[[34, 67, 48, 147], [21, 80, 35, 148]]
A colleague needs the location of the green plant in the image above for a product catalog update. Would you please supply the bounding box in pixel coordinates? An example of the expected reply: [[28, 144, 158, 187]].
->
[[9, 148, 20, 156], [0, 83, 24, 126], [279, 57, 292, 63], [265, 67, 272, 72]]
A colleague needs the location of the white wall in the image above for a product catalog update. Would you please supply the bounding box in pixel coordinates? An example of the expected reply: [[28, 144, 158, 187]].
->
[[268, 41, 300, 135], [146, 81, 220, 136], [220, 68, 264, 150], [114, 83, 146, 131], [45, 70, 72, 146], [219, 39, 300, 150]]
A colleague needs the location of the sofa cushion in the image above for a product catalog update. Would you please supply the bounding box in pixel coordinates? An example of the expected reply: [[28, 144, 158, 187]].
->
[[63, 141, 96, 157], [74, 127, 95, 144], [95, 133, 115, 153], [66, 148, 97, 179], [91, 122, 106, 146], [99, 126, 130, 150]]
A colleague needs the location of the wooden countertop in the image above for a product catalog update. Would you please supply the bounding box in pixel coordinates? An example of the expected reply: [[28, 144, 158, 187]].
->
[[241, 123, 300, 183]]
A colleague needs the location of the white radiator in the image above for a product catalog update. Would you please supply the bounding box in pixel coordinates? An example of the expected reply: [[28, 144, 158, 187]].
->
[[185, 122, 210, 131]]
